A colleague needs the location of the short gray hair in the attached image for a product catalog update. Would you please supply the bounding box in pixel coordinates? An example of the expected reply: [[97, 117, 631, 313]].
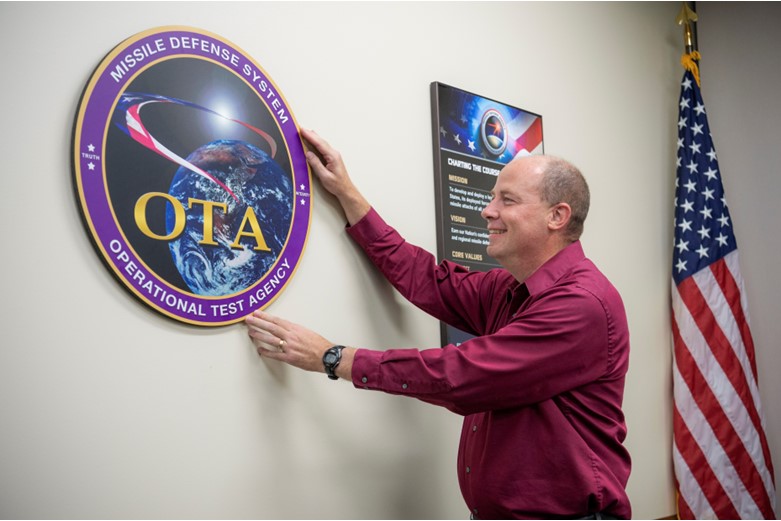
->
[[538, 156, 590, 241]]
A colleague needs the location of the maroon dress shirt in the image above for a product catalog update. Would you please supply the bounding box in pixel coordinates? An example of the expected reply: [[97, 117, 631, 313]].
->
[[347, 208, 631, 519]]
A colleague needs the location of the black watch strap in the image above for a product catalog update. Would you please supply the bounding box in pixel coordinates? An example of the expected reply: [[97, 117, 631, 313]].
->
[[322, 345, 345, 380]]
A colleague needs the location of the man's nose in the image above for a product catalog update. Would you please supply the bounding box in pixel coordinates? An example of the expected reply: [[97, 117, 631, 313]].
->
[[481, 200, 496, 221]]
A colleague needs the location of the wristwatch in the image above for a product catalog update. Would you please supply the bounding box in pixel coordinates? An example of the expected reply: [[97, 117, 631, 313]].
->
[[322, 345, 345, 380]]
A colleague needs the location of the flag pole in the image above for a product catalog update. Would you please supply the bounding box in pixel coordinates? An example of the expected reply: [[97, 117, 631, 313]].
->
[[676, 2, 699, 54], [676, 2, 701, 85]]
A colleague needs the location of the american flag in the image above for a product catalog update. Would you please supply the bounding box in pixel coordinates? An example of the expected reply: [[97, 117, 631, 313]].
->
[[672, 66, 776, 518]]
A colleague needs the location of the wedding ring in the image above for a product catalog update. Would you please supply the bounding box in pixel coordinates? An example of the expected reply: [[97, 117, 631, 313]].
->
[[278, 339, 286, 352]]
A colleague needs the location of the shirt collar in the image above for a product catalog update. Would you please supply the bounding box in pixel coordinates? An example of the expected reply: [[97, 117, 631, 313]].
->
[[507, 241, 586, 300]]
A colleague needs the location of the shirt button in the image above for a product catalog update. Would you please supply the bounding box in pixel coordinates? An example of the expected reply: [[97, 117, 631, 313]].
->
[[402, 383, 408, 390], [361, 376, 368, 384], [466, 466, 471, 473], [472, 425, 477, 432]]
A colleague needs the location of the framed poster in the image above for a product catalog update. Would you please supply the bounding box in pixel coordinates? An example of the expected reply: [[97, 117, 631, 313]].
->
[[430, 82, 543, 346]]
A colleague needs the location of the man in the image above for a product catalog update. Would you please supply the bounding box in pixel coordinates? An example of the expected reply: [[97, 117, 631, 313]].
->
[[246, 128, 632, 519]]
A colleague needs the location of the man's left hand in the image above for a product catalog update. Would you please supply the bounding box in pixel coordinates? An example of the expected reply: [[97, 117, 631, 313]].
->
[[246, 311, 332, 373]]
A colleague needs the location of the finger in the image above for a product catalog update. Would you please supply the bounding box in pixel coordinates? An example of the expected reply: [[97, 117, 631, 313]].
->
[[245, 316, 272, 339], [256, 344, 285, 360], [247, 326, 279, 347], [300, 131, 326, 171], [253, 309, 288, 327], [251, 330, 288, 353], [300, 128, 330, 155], [300, 129, 342, 170], [245, 314, 268, 332], [248, 310, 286, 338], [305, 150, 329, 177]]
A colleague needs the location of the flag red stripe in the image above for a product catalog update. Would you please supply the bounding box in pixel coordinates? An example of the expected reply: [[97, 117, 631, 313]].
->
[[674, 282, 774, 518], [513, 117, 542, 153], [673, 401, 740, 519], [677, 493, 695, 520], [672, 474, 693, 519]]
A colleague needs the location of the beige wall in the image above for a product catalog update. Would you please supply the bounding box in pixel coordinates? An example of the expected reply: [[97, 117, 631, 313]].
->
[[0, 2, 696, 518]]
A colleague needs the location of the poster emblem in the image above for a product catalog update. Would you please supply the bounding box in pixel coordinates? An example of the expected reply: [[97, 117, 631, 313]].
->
[[72, 27, 311, 326], [480, 108, 508, 157]]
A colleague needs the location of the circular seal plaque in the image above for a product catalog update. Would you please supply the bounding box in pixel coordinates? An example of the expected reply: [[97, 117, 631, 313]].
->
[[72, 27, 312, 326]]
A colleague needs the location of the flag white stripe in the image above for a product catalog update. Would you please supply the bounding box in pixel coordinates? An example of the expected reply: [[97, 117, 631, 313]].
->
[[723, 250, 753, 328]]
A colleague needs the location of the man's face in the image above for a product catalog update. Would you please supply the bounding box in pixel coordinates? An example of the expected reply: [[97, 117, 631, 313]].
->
[[480, 157, 551, 268]]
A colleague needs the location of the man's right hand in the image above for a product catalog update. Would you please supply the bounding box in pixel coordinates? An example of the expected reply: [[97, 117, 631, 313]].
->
[[300, 128, 371, 225]]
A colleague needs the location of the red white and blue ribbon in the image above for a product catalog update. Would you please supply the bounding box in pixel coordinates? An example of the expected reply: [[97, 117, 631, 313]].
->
[[115, 93, 278, 203]]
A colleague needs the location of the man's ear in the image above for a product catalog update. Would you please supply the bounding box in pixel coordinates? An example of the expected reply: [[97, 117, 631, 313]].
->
[[548, 202, 572, 232]]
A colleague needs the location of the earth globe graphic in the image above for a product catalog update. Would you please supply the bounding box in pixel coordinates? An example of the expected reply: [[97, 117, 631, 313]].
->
[[166, 139, 293, 296], [486, 132, 504, 150]]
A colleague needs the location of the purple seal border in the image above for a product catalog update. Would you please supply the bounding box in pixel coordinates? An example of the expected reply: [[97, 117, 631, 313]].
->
[[73, 27, 311, 326]]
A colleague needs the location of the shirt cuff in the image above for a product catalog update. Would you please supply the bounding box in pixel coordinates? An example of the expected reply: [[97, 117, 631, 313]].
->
[[345, 207, 391, 247], [351, 347, 453, 396], [351, 348, 384, 390]]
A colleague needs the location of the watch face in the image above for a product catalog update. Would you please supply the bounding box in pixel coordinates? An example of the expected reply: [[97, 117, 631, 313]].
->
[[324, 353, 337, 364]]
